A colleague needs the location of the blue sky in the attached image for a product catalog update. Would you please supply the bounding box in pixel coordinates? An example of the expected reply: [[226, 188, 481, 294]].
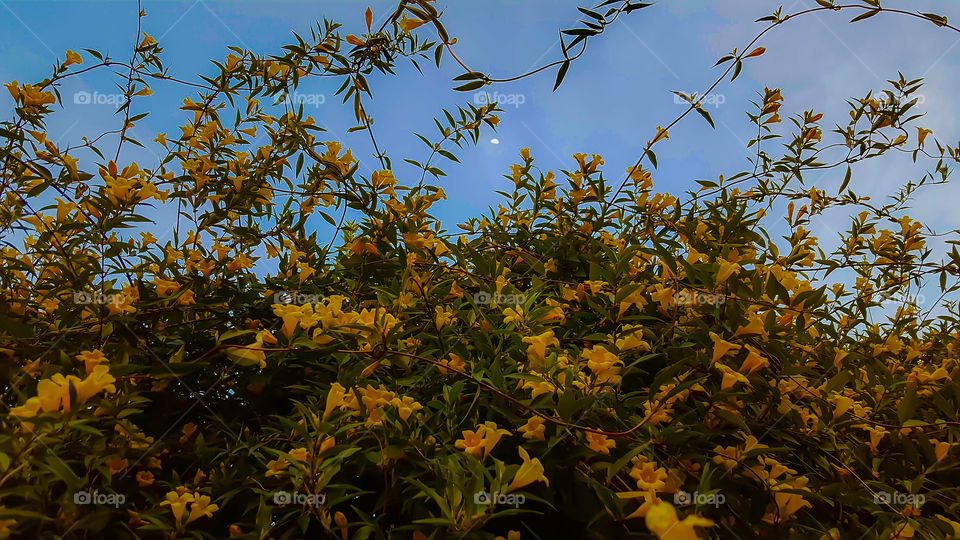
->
[[2, 0, 959, 303]]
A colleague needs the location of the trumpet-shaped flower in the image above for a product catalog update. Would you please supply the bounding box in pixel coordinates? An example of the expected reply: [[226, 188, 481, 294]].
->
[[506, 447, 549, 492]]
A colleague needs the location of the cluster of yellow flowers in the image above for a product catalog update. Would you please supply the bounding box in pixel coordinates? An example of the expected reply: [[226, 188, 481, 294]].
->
[[4, 81, 56, 109], [323, 382, 423, 426], [10, 363, 115, 419], [159, 487, 218, 525]]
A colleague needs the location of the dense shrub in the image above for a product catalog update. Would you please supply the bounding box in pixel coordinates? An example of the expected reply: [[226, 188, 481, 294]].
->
[[2, 1, 960, 538]]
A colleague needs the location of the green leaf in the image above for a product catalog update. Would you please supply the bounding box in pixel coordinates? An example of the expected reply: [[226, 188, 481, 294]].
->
[[850, 10, 880, 23], [695, 106, 715, 128], [453, 80, 485, 92], [554, 60, 571, 91], [839, 165, 852, 194]]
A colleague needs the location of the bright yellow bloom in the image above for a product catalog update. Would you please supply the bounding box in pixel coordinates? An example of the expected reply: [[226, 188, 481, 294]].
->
[[716, 260, 741, 284], [651, 126, 669, 145], [738, 346, 769, 374], [398, 17, 426, 32], [583, 346, 622, 385], [75, 350, 108, 375], [455, 422, 510, 460], [10, 397, 42, 418], [153, 277, 179, 296], [645, 501, 713, 540], [324, 382, 348, 420], [64, 50, 83, 67], [186, 493, 219, 524], [709, 332, 741, 363], [519, 416, 546, 441], [105, 456, 128, 475], [435, 305, 455, 328], [630, 460, 668, 491], [136, 470, 155, 487], [265, 458, 289, 477], [586, 432, 616, 454], [502, 306, 525, 325], [521, 330, 558, 368], [506, 447, 549, 492], [732, 315, 767, 340], [160, 489, 195, 523]]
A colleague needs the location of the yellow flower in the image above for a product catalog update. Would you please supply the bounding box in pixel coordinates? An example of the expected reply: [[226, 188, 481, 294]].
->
[[319, 436, 336, 453], [75, 364, 116, 403], [732, 315, 767, 340], [455, 429, 485, 458], [934, 440, 953, 462], [616, 326, 650, 352], [651, 126, 669, 145], [830, 394, 854, 419], [13, 83, 56, 108], [738, 346, 769, 374], [583, 346, 622, 385], [186, 493, 218, 524], [521, 330, 558, 368], [160, 489, 195, 523], [518, 416, 546, 441], [36, 375, 71, 413], [586, 432, 616, 454], [631, 460, 668, 491], [618, 289, 648, 316], [434, 306, 455, 328], [139, 33, 157, 48], [506, 447, 549, 492], [324, 382, 347, 420], [716, 260, 741, 284], [712, 444, 741, 471], [136, 471, 155, 487], [708, 332, 740, 363], [75, 350, 108, 375], [502, 306, 525, 325], [64, 50, 83, 67], [105, 456, 128, 475], [228, 334, 268, 369], [398, 17, 426, 32], [645, 501, 714, 540], [289, 447, 309, 462], [272, 303, 311, 338], [10, 396, 41, 419], [437, 353, 466, 375], [265, 458, 289, 477], [716, 363, 750, 390], [455, 422, 510, 460], [4, 80, 19, 101], [153, 277, 179, 296]]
